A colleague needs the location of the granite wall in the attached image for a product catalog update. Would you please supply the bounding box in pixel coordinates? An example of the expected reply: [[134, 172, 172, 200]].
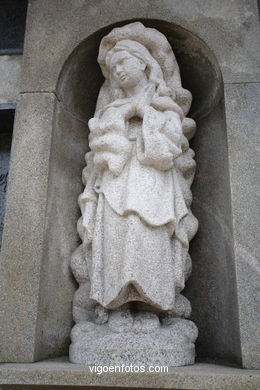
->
[[0, 0, 259, 371]]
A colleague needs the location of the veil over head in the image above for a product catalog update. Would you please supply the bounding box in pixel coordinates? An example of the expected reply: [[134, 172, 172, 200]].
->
[[96, 22, 192, 115], [105, 39, 171, 97]]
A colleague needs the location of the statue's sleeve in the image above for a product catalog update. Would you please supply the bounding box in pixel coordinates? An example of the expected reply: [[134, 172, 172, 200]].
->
[[136, 106, 183, 171], [88, 105, 132, 176], [78, 151, 98, 245]]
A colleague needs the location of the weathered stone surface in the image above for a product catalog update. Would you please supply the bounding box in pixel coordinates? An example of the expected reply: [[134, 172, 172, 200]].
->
[[54, 22, 234, 369], [33, 101, 88, 360], [0, 93, 56, 362], [185, 101, 241, 364], [21, 0, 260, 94], [56, 18, 223, 121], [70, 22, 198, 366], [1, 0, 259, 372], [146, 0, 260, 83], [0, 359, 259, 390], [70, 319, 197, 367], [224, 82, 260, 369], [0, 55, 22, 103], [0, 93, 88, 362]]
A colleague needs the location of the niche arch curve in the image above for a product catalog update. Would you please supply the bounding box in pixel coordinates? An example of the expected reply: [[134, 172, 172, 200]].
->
[[56, 18, 223, 123]]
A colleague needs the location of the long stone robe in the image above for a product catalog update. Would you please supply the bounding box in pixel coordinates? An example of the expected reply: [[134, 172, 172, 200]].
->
[[79, 97, 197, 311]]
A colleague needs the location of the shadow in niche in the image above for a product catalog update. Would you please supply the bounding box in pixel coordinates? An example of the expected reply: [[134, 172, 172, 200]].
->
[[54, 19, 241, 366]]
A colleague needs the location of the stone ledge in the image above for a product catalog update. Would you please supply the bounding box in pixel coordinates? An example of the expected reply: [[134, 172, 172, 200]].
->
[[0, 358, 259, 390]]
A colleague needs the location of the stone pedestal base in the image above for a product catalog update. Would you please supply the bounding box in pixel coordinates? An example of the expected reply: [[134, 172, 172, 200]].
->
[[69, 318, 198, 367]]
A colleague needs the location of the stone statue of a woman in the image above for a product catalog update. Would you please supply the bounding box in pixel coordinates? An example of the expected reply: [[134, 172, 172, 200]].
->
[[70, 22, 198, 366]]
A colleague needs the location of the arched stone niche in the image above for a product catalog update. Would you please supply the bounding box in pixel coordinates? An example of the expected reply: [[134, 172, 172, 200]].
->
[[57, 19, 223, 121], [46, 19, 241, 365]]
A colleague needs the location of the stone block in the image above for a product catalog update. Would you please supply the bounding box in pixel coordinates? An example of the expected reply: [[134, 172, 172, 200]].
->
[[21, 0, 260, 93], [0, 359, 259, 390], [1, 0, 259, 371], [185, 102, 241, 364], [224, 82, 260, 369], [34, 101, 88, 361], [0, 93, 88, 362], [0, 93, 56, 362], [146, 0, 260, 83]]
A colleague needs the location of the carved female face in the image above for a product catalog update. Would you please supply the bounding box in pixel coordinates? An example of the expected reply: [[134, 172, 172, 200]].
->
[[110, 50, 147, 90]]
